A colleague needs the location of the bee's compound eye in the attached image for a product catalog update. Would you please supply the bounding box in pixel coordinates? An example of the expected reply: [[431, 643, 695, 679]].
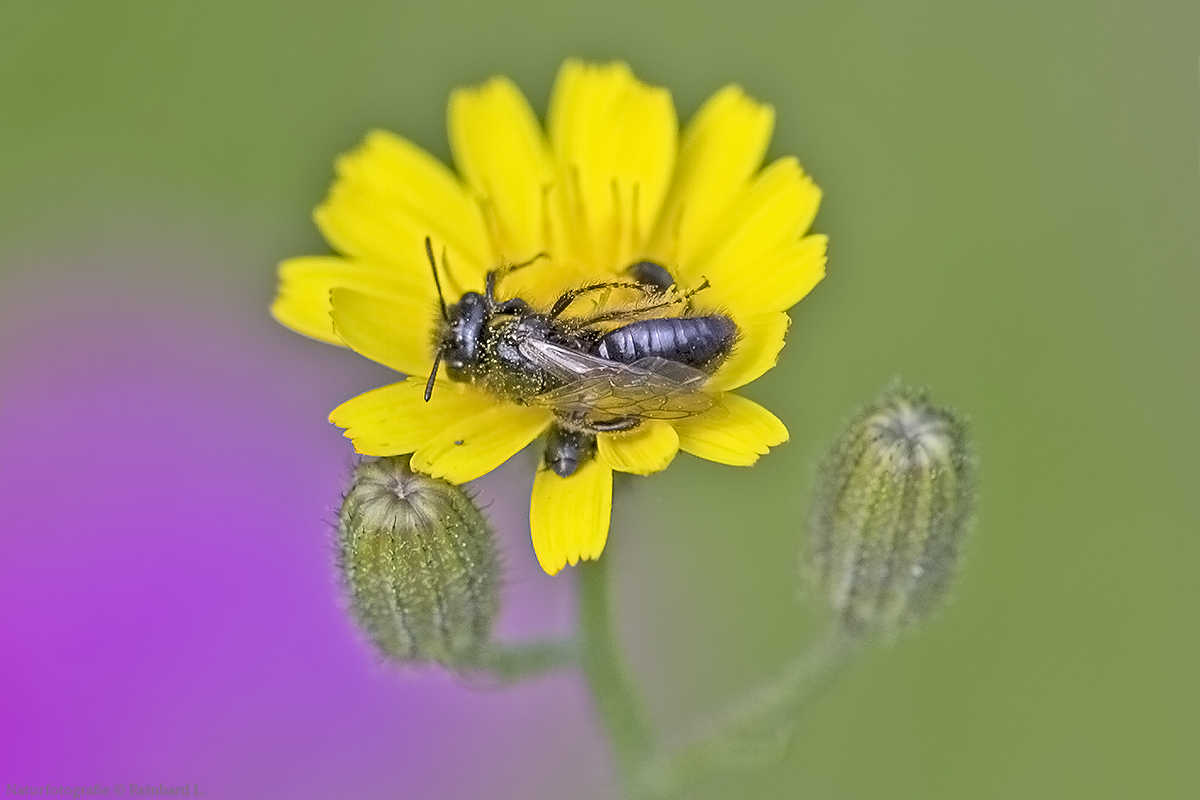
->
[[444, 357, 469, 382]]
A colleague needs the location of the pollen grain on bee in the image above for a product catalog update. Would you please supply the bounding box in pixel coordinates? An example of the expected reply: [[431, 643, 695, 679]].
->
[[427, 253, 738, 478]]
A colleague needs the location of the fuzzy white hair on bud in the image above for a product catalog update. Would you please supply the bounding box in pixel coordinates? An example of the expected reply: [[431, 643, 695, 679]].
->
[[866, 399, 956, 470], [805, 384, 976, 638], [337, 456, 500, 668]]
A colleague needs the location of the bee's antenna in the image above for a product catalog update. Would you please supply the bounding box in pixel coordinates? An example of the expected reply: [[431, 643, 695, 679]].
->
[[424, 236, 448, 402], [426, 236, 449, 321], [424, 350, 442, 402]]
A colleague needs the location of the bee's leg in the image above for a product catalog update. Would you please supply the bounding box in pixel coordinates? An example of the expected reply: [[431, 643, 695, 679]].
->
[[493, 298, 530, 315], [574, 306, 661, 326], [681, 277, 711, 299], [588, 417, 640, 432], [576, 275, 712, 326], [574, 294, 689, 326], [548, 281, 653, 319], [485, 252, 550, 301], [484, 270, 502, 303]]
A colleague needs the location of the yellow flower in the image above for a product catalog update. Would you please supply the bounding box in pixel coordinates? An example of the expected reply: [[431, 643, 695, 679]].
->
[[272, 60, 827, 575]]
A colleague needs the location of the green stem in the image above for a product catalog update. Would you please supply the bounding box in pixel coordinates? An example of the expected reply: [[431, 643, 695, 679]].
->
[[646, 624, 865, 795], [578, 556, 658, 799], [471, 637, 579, 683]]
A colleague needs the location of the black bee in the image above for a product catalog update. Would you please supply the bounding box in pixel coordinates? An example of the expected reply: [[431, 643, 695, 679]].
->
[[422, 238, 738, 477]]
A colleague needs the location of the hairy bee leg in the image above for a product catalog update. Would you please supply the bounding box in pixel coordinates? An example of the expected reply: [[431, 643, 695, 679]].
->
[[484, 252, 550, 301], [575, 298, 684, 326], [682, 277, 711, 299], [588, 417, 640, 432], [494, 298, 531, 314], [625, 260, 709, 300], [484, 270, 501, 302], [548, 280, 657, 319], [575, 276, 714, 327]]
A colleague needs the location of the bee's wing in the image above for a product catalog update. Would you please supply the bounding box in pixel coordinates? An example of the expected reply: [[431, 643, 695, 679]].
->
[[517, 338, 607, 381], [518, 339, 716, 420]]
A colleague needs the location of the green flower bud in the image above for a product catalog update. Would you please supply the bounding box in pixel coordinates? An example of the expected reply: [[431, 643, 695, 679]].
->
[[805, 384, 976, 637], [337, 456, 500, 667]]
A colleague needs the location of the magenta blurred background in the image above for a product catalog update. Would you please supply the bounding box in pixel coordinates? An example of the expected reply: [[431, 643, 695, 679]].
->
[[0, 241, 606, 798]]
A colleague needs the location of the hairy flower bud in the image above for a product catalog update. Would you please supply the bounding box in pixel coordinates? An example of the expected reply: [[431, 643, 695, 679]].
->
[[805, 384, 976, 636], [337, 456, 499, 667]]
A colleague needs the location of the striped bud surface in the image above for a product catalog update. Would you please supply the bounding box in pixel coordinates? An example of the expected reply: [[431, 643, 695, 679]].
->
[[805, 385, 976, 637], [338, 456, 499, 667]]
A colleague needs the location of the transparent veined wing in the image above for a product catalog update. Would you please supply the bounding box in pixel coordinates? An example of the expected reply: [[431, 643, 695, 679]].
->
[[517, 338, 717, 420]]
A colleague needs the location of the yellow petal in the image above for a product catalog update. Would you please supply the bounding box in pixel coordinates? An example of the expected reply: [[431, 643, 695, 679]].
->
[[707, 233, 826, 316], [330, 379, 489, 457], [647, 84, 774, 262], [530, 456, 613, 575], [713, 311, 791, 391], [676, 394, 788, 466], [411, 404, 551, 484], [597, 421, 679, 475], [681, 157, 823, 317], [330, 288, 439, 377], [547, 60, 677, 269], [477, 247, 583, 312], [449, 76, 559, 262], [272, 256, 409, 345], [314, 130, 490, 290]]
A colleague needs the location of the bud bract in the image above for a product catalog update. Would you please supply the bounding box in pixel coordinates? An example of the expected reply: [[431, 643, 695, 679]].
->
[[337, 456, 500, 667], [805, 384, 975, 636]]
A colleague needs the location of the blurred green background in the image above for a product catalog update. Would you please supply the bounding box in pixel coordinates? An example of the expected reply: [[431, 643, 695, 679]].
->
[[2, 1, 1197, 798]]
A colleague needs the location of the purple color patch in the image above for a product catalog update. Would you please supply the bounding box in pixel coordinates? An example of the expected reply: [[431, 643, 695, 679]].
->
[[0, 243, 607, 799]]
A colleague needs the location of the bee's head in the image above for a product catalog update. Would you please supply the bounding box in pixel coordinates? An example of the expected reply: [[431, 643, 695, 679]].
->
[[440, 291, 487, 379], [424, 236, 494, 402]]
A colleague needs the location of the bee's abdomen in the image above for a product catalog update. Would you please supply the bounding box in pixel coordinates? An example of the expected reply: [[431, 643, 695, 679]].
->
[[594, 315, 737, 373]]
